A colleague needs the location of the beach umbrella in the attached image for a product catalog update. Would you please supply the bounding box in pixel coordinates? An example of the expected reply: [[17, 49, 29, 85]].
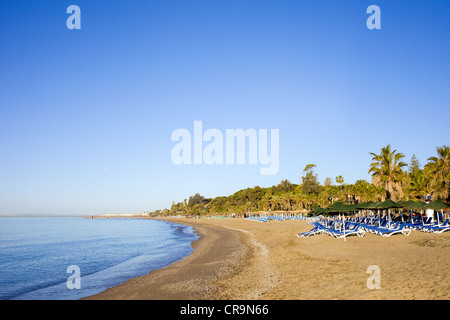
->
[[397, 201, 408, 221], [375, 200, 402, 227], [308, 207, 320, 216], [369, 201, 383, 209], [345, 203, 359, 213], [355, 201, 379, 222], [359, 201, 383, 216], [398, 200, 415, 212], [402, 200, 426, 223], [326, 202, 352, 215], [325, 202, 355, 241], [376, 199, 403, 209], [409, 201, 426, 221], [423, 200, 449, 225], [319, 207, 332, 215], [355, 201, 375, 210], [335, 202, 358, 212], [402, 200, 426, 211], [398, 200, 414, 222], [397, 200, 410, 210], [368, 202, 384, 225], [309, 207, 332, 216], [324, 202, 340, 214], [423, 200, 449, 210]]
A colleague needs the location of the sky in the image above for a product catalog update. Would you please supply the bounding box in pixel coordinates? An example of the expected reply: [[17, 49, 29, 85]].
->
[[0, 0, 449, 215]]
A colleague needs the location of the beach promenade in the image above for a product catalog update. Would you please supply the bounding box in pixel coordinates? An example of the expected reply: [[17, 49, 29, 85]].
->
[[85, 217, 450, 300]]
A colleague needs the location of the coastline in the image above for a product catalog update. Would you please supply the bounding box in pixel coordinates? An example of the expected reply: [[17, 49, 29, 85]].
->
[[83, 217, 253, 300], [84, 217, 450, 300]]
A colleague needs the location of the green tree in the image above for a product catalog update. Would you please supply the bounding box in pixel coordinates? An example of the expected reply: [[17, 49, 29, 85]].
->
[[301, 164, 321, 195], [407, 170, 430, 200], [335, 175, 344, 200], [353, 179, 377, 203], [408, 154, 421, 174], [368, 144, 407, 201], [425, 145, 450, 201], [188, 193, 206, 206], [273, 179, 295, 193]]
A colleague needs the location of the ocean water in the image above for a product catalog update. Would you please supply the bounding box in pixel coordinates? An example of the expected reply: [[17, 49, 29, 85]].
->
[[0, 217, 199, 300]]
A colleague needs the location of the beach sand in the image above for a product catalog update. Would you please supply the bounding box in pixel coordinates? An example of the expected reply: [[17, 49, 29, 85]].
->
[[85, 218, 450, 300]]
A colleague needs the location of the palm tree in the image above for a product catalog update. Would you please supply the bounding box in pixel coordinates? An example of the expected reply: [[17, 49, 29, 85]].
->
[[271, 195, 283, 211], [407, 170, 430, 200], [296, 192, 309, 210], [336, 175, 344, 200], [425, 145, 450, 201], [368, 144, 407, 201], [261, 193, 272, 211], [283, 192, 296, 211], [317, 189, 331, 207], [290, 192, 302, 210], [354, 179, 373, 203]]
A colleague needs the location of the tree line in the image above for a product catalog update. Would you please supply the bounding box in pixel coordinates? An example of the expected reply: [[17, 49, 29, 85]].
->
[[151, 145, 450, 216]]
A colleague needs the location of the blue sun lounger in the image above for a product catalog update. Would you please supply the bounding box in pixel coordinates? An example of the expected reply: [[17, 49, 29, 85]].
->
[[405, 217, 435, 231], [297, 224, 327, 238], [373, 222, 411, 237], [326, 224, 366, 238], [419, 219, 450, 233], [362, 219, 388, 233]]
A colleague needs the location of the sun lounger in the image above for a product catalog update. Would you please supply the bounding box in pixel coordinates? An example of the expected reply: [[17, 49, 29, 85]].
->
[[405, 220, 422, 229], [405, 217, 439, 231], [327, 224, 365, 238], [297, 225, 327, 238], [429, 225, 450, 233], [419, 219, 450, 233], [373, 222, 411, 237], [422, 217, 433, 226], [362, 220, 388, 233]]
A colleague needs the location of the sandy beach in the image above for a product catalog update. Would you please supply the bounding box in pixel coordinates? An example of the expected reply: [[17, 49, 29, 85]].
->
[[85, 217, 450, 300]]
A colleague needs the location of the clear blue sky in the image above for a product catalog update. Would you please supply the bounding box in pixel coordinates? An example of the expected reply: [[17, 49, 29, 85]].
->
[[1, 1, 449, 215]]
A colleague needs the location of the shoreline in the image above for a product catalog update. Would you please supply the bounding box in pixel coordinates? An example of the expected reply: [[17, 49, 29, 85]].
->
[[84, 217, 450, 300], [83, 217, 254, 300]]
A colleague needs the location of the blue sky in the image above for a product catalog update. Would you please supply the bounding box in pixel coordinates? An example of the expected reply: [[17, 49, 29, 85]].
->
[[0, 1, 449, 215]]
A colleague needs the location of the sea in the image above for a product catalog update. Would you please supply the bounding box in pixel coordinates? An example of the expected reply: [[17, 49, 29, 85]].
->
[[0, 217, 199, 300]]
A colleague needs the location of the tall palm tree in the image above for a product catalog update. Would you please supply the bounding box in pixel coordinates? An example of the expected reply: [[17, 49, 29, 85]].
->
[[368, 144, 407, 201], [425, 145, 450, 201], [336, 175, 344, 200]]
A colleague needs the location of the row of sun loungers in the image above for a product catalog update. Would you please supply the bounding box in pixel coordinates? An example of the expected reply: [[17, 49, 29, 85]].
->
[[409, 218, 450, 233], [246, 215, 307, 222], [297, 220, 366, 239], [362, 221, 412, 237], [342, 215, 450, 235], [297, 216, 450, 239]]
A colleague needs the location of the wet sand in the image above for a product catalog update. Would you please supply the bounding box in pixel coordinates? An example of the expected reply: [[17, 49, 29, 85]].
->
[[85, 217, 450, 300]]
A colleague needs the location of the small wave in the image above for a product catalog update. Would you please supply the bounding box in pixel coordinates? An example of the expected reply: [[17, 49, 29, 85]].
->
[[171, 223, 199, 237], [1, 218, 200, 300]]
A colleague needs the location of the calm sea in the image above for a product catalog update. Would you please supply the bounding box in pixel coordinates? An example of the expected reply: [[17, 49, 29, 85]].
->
[[0, 217, 199, 300]]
